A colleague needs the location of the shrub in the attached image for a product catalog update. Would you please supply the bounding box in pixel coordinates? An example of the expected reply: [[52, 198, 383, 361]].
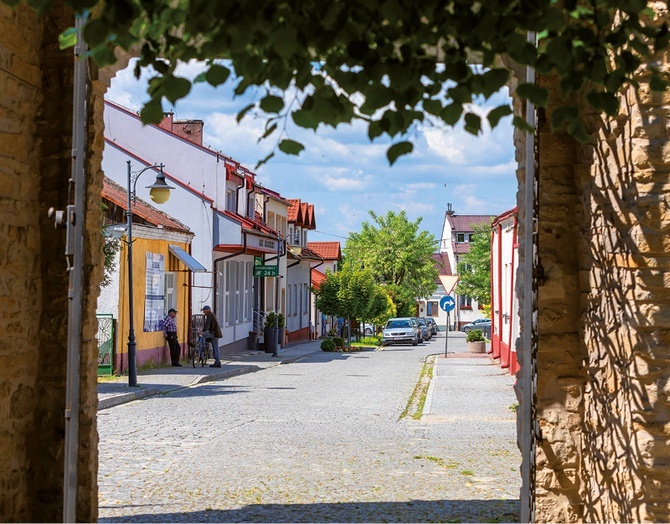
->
[[265, 312, 276, 328], [466, 329, 485, 342], [321, 339, 336, 352], [333, 337, 344, 348]]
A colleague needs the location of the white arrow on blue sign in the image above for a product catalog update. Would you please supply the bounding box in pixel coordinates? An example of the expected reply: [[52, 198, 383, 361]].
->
[[439, 295, 456, 312]]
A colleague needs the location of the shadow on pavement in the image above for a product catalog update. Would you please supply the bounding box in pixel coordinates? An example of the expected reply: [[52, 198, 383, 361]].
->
[[99, 498, 520, 523]]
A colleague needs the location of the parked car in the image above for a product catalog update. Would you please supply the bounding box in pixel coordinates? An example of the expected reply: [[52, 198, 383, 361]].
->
[[382, 318, 419, 346], [409, 317, 423, 343], [416, 317, 431, 340], [426, 318, 438, 335], [359, 322, 375, 336], [461, 318, 492, 333]]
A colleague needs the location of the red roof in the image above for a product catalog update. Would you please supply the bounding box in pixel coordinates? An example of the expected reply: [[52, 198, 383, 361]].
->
[[311, 268, 326, 290], [102, 177, 190, 233], [287, 198, 316, 229], [447, 214, 494, 232], [307, 242, 342, 261]]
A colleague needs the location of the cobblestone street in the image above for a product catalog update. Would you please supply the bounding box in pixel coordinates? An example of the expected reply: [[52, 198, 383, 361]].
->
[[98, 335, 520, 522]]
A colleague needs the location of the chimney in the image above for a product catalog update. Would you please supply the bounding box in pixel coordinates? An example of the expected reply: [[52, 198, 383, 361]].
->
[[447, 202, 454, 215], [158, 112, 174, 131], [173, 119, 204, 146]]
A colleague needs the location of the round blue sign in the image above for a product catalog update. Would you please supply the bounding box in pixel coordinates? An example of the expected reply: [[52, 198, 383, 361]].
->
[[439, 295, 456, 312]]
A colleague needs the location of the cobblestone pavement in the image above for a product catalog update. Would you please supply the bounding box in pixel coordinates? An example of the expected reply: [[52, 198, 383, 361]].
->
[[98, 334, 520, 523]]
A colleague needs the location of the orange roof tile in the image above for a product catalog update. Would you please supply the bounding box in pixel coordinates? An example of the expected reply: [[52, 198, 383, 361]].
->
[[102, 177, 190, 233], [307, 242, 342, 261], [311, 268, 326, 290]]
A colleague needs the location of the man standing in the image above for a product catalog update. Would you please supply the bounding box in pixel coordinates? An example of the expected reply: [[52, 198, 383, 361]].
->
[[201, 305, 222, 367], [163, 308, 182, 367]]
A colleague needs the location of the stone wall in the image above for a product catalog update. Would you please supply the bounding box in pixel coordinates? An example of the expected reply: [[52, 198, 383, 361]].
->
[[577, 65, 670, 522], [0, 4, 103, 521]]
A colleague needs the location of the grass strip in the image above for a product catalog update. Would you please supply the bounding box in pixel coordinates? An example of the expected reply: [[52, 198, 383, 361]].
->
[[399, 355, 435, 420]]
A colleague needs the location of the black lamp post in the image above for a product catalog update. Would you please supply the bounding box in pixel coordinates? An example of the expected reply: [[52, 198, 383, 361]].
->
[[125, 160, 174, 387]]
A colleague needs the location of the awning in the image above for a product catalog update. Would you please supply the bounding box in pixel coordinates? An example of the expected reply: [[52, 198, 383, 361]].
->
[[168, 244, 206, 272], [439, 275, 459, 294]]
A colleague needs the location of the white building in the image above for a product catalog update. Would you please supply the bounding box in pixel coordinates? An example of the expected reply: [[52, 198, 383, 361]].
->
[[417, 252, 458, 331], [491, 207, 520, 374], [438, 204, 494, 330], [103, 100, 287, 354], [307, 242, 341, 337]]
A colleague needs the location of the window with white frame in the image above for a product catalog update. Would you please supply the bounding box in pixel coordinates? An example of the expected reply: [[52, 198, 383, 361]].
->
[[459, 295, 473, 309], [293, 284, 298, 316], [225, 260, 253, 325], [226, 188, 236, 213], [164, 272, 177, 314], [303, 283, 308, 314]]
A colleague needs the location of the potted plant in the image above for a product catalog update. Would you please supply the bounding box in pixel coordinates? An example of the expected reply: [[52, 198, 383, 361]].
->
[[466, 329, 486, 353], [264, 312, 278, 353]]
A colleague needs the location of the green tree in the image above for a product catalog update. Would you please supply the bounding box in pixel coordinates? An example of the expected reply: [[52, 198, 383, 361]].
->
[[455, 222, 493, 306], [344, 210, 438, 317], [33, 0, 670, 163]]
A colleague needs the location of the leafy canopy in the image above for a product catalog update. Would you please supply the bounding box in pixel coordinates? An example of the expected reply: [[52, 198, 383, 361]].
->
[[344, 210, 438, 316], [10, 0, 669, 163], [455, 222, 492, 306]]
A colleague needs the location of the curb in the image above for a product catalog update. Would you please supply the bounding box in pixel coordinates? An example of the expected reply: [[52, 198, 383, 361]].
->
[[190, 365, 262, 385], [98, 388, 164, 411]]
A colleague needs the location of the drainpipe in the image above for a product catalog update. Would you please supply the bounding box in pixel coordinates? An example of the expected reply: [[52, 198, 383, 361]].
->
[[519, 31, 538, 524], [309, 259, 325, 340], [235, 178, 245, 215], [246, 184, 256, 219], [62, 14, 87, 523]]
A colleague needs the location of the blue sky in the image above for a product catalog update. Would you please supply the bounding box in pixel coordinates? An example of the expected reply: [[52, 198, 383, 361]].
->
[[107, 60, 518, 244]]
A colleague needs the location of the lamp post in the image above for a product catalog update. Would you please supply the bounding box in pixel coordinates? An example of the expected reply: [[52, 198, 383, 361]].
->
[[126, 160, 174, 386], [273, 232, 282, 357]]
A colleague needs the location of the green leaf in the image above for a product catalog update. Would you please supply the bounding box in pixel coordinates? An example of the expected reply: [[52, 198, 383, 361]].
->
[[550, 105, 579, 131], [586, 92, 619, 116], [59, 27, 78, 50], [368, 120, 384, 140], [83, 18, 108, 48], [423, 98, 442, 116], [386, 141, 413, 166], [292, 109, 319, 130], [205, 64, 231, 86], [193, 72, 207, 84], [260, 95, 284, 114], [516, 83, 548, 107], [139, 98, 164, 124], [236, 103, 255, 123], [480, 68, 510, 98], [512, 115, 535, 134], [254, 152, 275, 170], [91, 46, 116, 67], [260, 122, 277, 140], [162, 75, 191, 104], [278, 139, 305, 156], [463, 112, 482, 136], [487, 104, 513, 128], [440, 103, 463, 126]]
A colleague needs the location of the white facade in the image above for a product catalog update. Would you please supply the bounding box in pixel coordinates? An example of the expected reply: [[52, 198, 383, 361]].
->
[[103, 100, 285, 352]]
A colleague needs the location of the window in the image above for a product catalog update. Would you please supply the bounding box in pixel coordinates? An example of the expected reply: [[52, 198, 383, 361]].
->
[[225, 260, 254, 325], [303, 283, 309, 314], [164, 272, 177, 314], [459, 295, 473, 309], [427, 301, 439, 317], [457, 233, 465, 242], [293, 284, 298, 316], [226, 188, 236, 212]]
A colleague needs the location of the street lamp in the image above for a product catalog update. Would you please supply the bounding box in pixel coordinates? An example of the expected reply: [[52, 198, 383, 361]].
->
[[126, 160, 175, 386]]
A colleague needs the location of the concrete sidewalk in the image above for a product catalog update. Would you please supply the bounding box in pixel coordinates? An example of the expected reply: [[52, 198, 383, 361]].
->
[[97, 339, 324, 410]]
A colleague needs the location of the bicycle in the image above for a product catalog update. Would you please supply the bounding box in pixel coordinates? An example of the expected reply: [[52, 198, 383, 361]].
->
[[190, 334, 211, 368]]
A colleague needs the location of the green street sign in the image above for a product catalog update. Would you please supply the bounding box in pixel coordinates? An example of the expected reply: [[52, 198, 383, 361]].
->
[[253, 265, 278, 277], [254, 256, 263, 266]]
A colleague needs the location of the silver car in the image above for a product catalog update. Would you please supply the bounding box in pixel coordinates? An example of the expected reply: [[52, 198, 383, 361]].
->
[[382, 318, 419, 346]]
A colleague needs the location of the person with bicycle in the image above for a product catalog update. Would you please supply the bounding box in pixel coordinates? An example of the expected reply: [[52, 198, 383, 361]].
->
[[201, 305, 222, 368]]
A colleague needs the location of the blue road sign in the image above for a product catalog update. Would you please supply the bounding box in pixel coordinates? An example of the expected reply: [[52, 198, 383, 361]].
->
[[439, 295, 456, 312]]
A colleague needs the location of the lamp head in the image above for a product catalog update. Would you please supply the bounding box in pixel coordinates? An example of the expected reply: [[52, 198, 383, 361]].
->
[[146, 167, 175, 204]]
